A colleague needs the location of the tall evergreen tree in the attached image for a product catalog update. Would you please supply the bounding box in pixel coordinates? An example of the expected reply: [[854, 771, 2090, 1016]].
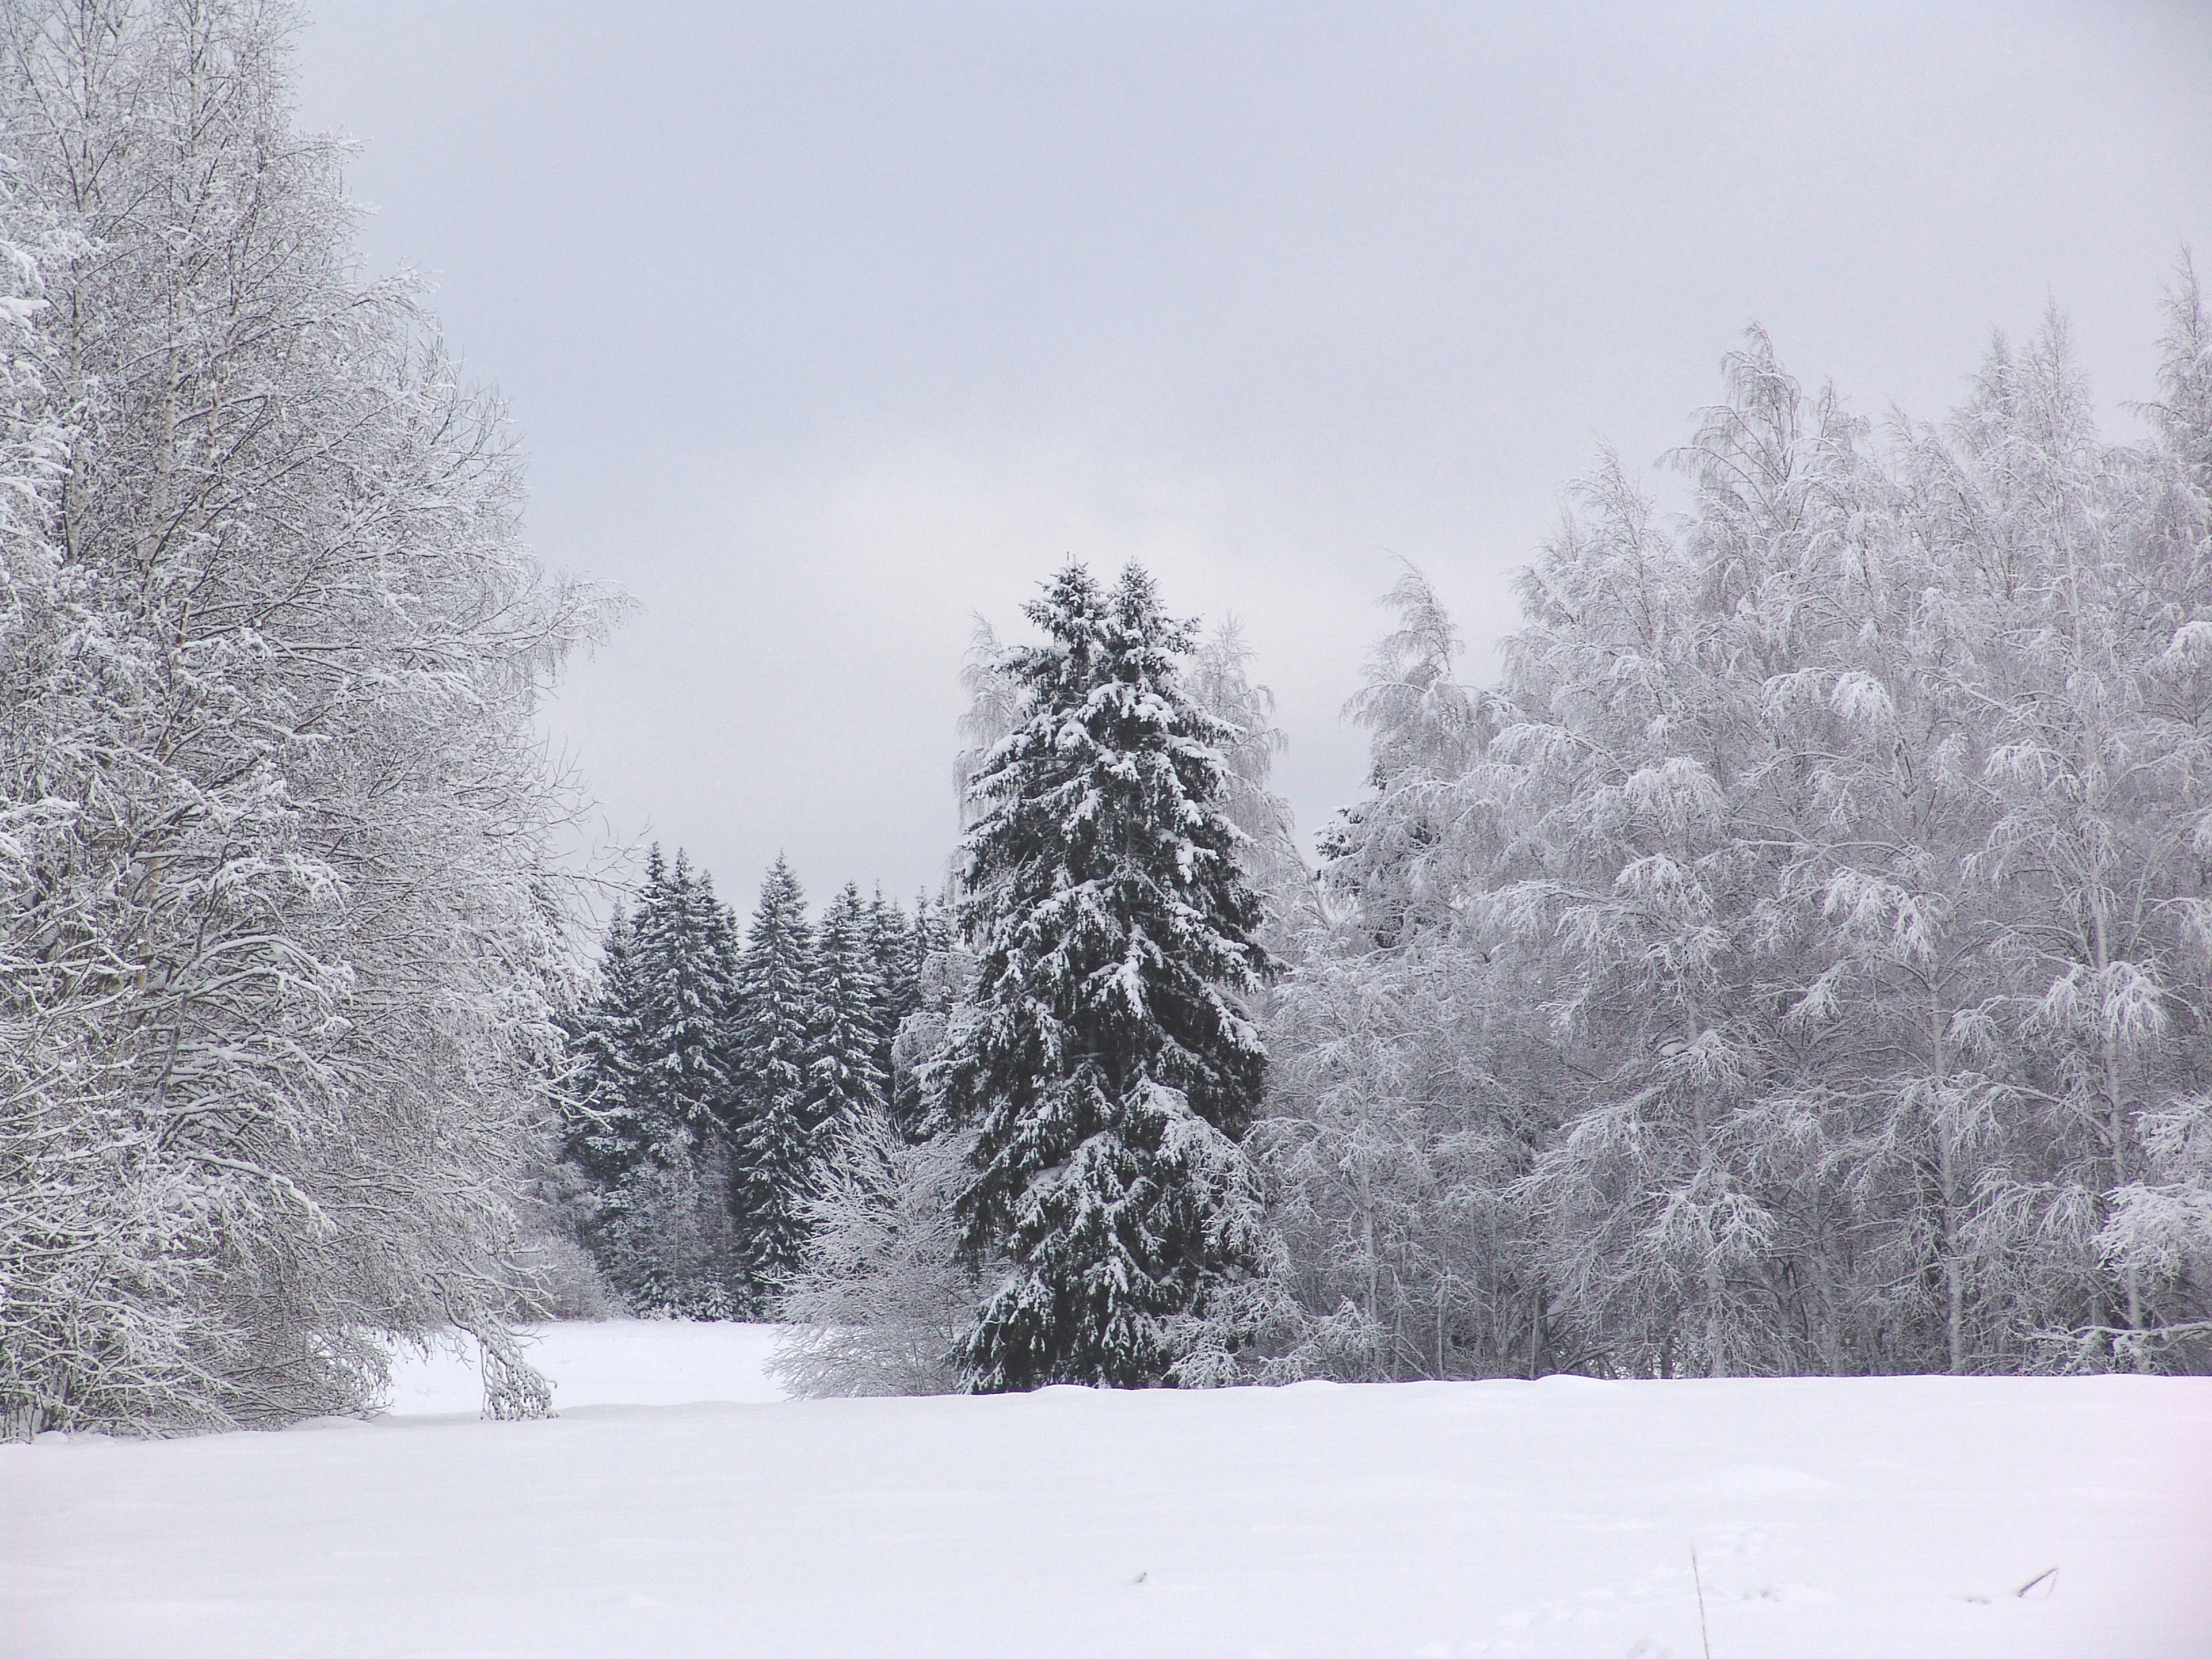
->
[[731, 856, 820, 1305], [911, 891, 958, 962], [941, 562, 1270, 1389], [559, 847, 743, 1314], [888, 890, 963, 1139], [562, 904, 651, 1187], [630, 847, 742, 1143], [811, 883, 890, 1129], [861, 889, 912, 1078]]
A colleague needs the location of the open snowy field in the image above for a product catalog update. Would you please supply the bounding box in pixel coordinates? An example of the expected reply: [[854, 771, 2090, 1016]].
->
[[5, 1322, 2208, 1659]]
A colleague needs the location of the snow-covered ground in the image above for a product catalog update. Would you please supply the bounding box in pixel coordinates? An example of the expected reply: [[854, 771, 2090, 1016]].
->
[[4, 1323, 2207, 1658], [382, 1319, 787, 1413]]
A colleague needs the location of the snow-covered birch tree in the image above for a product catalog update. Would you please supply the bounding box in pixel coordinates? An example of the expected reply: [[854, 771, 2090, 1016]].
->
[[0, 0, 609, 1431], [1262, 276, 2212, 1380]]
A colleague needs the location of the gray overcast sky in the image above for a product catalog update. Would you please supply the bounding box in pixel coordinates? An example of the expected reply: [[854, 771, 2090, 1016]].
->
[[291, 1, 2212, 912]]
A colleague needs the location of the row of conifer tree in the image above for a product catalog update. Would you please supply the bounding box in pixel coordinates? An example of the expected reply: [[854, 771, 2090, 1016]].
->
[[558, 851, 954, 1316]]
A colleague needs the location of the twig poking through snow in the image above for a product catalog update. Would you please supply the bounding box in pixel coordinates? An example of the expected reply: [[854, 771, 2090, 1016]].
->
[[1690, 1541, 1713, 1659], [2015, 1567, 2059, 1599]]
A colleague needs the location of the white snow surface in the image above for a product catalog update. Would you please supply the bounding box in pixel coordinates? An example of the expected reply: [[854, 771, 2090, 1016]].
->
[[382, 1319, 787, 1413], [4, 1322, 2208, 1659]]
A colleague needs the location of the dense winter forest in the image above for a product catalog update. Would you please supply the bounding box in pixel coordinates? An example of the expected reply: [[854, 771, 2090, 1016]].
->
[[3, 0, 2209, 1435]]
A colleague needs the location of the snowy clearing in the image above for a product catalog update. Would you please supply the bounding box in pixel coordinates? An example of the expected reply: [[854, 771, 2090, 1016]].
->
[[381, 1319, 787, 1414], [4, 1322, 2208, 1659]]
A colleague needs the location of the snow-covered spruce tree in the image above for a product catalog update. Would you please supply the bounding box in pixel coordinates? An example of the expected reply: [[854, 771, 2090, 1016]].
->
[[863, 888, 920, 1099], [729, 855, 819, 1307], [888, 924, 979, 1141], [809, 882, 889, 1128], [562, 847, 744, 1316], [630, 848, 742, 1142], [939, 562, 1270, 1390], [564, 903, 651, 1187], [0, 0, 608, 1431]]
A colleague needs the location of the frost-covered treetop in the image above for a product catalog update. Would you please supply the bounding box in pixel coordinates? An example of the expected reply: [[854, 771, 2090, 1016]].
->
[[954, 561, 1267, 1135]]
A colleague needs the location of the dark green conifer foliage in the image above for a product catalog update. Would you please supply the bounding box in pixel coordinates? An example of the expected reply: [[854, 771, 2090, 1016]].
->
[[809, 882, 890, 1128], [562, 903, 651, 1187], [730, 855, 820, 1303], [863, 887, 918, 1088], [884, 892, 955, 1139], [560, 846, 745, 1312], [942, 563, 1269, 1390], [564, 847, 739, 1175], [911, 891, 956, 961], [630, 847, 742, 1141]]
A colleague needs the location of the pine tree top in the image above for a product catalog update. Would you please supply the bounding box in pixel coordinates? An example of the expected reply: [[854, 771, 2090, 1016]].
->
[[735, 854, 817, 1109], [951, 562, 1269, 1137]]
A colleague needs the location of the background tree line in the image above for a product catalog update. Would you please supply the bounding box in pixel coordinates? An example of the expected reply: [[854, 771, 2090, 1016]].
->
[[773, 272, 2212, 1392], [562, 568, 1286, 1395], [369, 263, 2212, 1394], [556, 848, 950, 1318]]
